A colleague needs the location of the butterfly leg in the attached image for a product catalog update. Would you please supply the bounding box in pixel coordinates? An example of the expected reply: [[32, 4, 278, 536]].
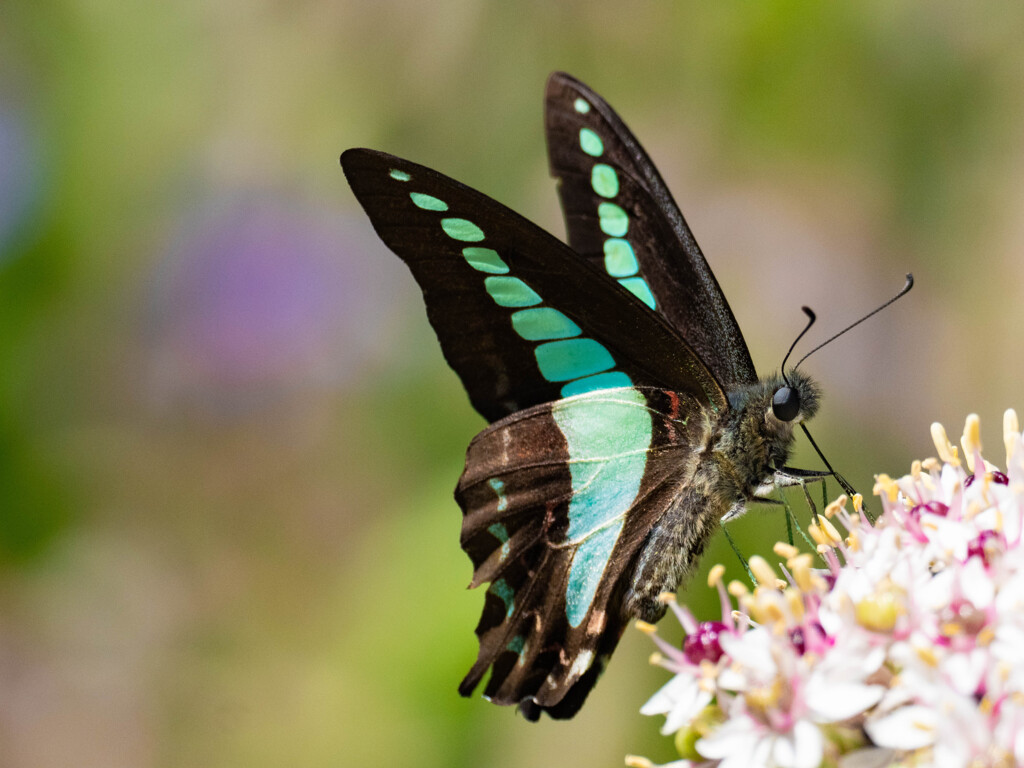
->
[[773, 467, 831, 487]]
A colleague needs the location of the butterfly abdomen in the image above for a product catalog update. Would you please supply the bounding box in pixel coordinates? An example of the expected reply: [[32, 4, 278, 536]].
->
[[623, 447, 729, 622]]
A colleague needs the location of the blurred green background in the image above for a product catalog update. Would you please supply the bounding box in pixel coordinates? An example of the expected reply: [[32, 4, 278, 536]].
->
[[1, 1, 1022, 766]]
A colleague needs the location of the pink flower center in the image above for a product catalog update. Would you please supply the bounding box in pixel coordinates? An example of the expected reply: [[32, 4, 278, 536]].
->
[[683, 621, 728, 665]]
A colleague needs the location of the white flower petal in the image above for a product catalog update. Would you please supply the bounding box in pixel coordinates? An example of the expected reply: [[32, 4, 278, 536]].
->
[[805, 678, 885, 721], [641, 674, 696, 716], [695, 716, 760, 760], [640, 673, 713, 736], [662, 689, 712, 736], [865, 704, 939, 750], [772, 720, 824, 768], [960, 556, 995, 608], [942, 648, 986, 696]]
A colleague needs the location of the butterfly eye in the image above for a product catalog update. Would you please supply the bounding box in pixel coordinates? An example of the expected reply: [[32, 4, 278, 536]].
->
[[772, 386, 801, 422]]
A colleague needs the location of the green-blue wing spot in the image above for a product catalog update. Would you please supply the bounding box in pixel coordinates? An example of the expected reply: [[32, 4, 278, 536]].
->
[[603, 239, 639, 277], [573, 98, 591, 114], [489, 578, 516, 618], [597, 203, 629, 237], [510, 308, 582, 341], [534, 338, 615, 382], [507, 635, 525, 655], [590, 164, 619, 198], [619, 277, 657, 310], [560, 371, 633, 398], [462, 247, 509, 274], [484, 276, 543, 308], [488, 521, 510, 562], [410, 192, 448, 211], [579, 127, 604, 157], [487, 478, 508, 511], [389, 169, 411, 181], [552, 389, 653, 627], [441, 218, 485, 242], [566, 527, 621, 627]]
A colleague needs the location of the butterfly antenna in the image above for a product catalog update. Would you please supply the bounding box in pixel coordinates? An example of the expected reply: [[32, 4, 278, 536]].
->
[[788, 275, 912, 522], [794, 274, 914, 370], [781, 307, 817, 386]]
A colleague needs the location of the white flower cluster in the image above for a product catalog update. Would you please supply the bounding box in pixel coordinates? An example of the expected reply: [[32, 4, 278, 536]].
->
[[628, 410, 1024, 768]]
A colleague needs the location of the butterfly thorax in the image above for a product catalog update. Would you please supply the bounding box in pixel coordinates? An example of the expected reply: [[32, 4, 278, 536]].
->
[[624, 370, 820, 622]]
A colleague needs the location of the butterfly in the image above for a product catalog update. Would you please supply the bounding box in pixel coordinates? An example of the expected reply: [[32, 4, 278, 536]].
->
[[341, 72, 833, 720]]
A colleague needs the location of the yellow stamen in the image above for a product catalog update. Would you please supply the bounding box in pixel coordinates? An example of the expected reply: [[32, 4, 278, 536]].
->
[[788, 552, 814, 570], [738, 594, 755, 617], [727, 580, 749, 598], [774, 542, 799, 559], [852, 493, 864, 512], [625, 756, 653, 768], [931, 422, 960, 465], [699, 659, 718, 678], [756, 596, 785, 625], [784, 587, 805, 620], [855, 586, 903, 632], [808, 522, 831, 548], [707, 563, 726, 588], [978, 626, 996, 646], [1005, 409, 1019, 464], [818, 516, 843, 544], [961, 413, 982, 473], [749, 556, 778, 588], [873, 474, 899, 502], [745, 678, 784, 714], [911, 459, 922, 479], [921, 457, 941, 472], [657, 591, 676, 605], [846, 528, 861, 551], [648, 652, 663, 666], [824, 497, 845, 519], [916, 645, 939, 667], [635, 620, 657, 634], [789, 554, 815, 593]]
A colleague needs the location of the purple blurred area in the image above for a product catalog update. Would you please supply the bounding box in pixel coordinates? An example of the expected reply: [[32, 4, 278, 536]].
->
[[145, 197, 412, 414]]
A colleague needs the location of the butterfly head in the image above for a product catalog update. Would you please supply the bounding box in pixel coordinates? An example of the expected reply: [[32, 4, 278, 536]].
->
[[768, 368, 821, 427], [771, 368, 820, 424]]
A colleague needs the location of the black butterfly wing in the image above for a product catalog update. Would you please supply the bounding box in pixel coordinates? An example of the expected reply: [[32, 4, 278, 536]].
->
[[341, 148, 727, 718], [545, 72, 758, 391], [341, 148, 727, 421], [456, 387, 708, 718]]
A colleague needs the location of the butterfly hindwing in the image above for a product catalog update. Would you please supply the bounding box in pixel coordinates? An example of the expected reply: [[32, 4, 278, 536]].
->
[[341, 149, 727, 423], [544, 72, 758, 391], [455, 387, 709, 718]]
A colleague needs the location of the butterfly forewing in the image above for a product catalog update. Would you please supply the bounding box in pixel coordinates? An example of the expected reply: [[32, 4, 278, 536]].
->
[[342, 148, 727, 422], [455, 387, 709, 718], [545, 72, 758, 391]]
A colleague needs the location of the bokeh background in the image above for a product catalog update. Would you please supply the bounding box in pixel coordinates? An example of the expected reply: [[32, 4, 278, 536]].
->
[[1, 2, 1022, 766]]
